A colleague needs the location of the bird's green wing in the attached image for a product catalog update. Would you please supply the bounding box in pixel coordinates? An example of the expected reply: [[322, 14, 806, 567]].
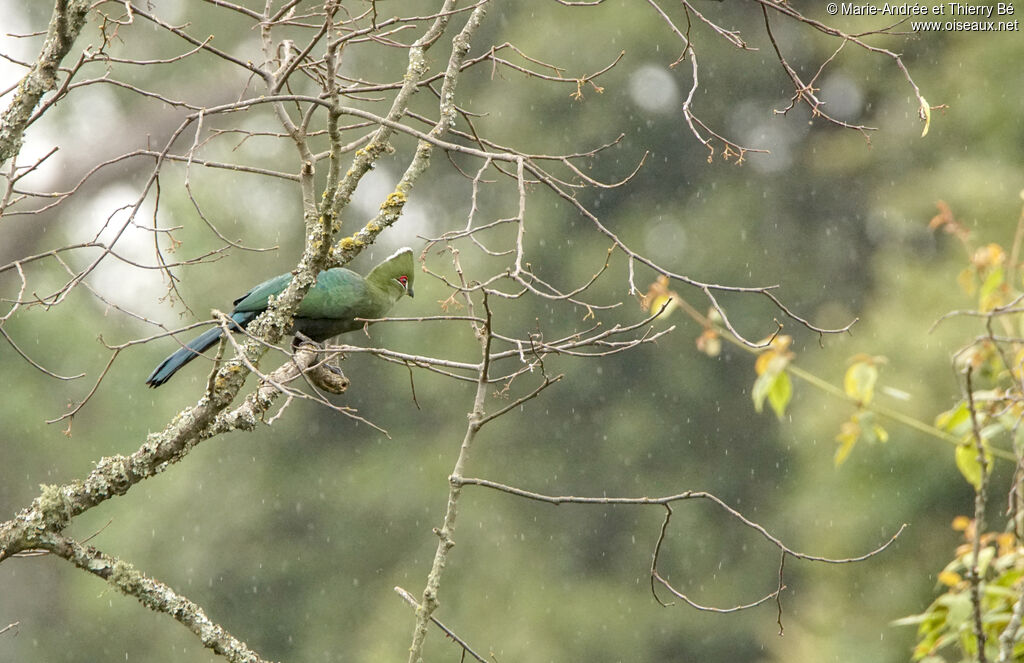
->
[[231, 272, 294, 312], [231, 268, 375, 319]]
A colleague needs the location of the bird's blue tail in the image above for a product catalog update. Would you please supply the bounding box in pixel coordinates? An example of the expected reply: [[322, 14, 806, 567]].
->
[[145, 313, 251, 388]]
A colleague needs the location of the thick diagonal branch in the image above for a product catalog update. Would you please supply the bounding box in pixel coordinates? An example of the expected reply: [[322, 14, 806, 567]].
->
[[38, 533, 270, 663], [0, 0, 90, 165]]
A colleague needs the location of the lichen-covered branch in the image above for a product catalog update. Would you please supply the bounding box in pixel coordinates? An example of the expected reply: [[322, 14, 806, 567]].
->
[[327, 1, 456, 210], [37, 533, 270, 663], [0, 0, 90, 165]]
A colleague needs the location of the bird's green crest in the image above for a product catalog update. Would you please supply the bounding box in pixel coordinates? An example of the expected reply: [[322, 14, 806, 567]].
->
[[367, 247, 415, 298]]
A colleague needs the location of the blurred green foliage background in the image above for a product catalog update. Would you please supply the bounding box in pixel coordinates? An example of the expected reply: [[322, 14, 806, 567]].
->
[[2, 1, 1023, 661]]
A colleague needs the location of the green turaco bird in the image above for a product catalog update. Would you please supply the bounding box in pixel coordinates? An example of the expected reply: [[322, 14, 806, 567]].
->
[[145, 248, 415, 387]]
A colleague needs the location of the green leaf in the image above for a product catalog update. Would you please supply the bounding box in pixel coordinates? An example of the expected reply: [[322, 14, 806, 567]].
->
[[767, 370, 792, 420], [1015, 424, 1024, 456], [936, 402, 971, 435], [975, 546, 996, 577], [942, 591, 973, 627], [955, 443, 992, 490], [955, 444, 982, 490], [753, 369, 792, 420], [892, 613, 928, 627], [984, 584, 1018, 599], [752, 372, 771, 414], [978, 264, 1004, 310], [993, 568, 1024, 588], [979, 422, 1004, 440]]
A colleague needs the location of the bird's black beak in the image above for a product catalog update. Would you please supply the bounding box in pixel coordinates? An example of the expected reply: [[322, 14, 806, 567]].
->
[[407, 284, 414, 298]]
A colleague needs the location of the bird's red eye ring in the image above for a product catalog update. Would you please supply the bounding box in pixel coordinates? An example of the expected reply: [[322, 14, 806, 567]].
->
[[397, 275, 408, 286]]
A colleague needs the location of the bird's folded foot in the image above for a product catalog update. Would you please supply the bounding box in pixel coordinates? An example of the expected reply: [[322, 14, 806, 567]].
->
[[312, 361, 349, 394]]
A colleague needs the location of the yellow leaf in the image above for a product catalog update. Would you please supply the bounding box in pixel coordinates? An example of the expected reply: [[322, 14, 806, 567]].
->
[[768, 334, 793, 352], [754, 336, 794, 376], [648, 293, 678, 318], [957, 267, 976, 296], [641, 275, 680, 319], [835, 418, 861, 467], [834, 439, 855, 467], [996, 532, 1016, 557], [973, 243, 1005, 269], [844, 360, 879, 405], [1013, 348, 1024, 382], [951, 515, 971, 531], [763, 351, 792, 378], [937, 570, 962, 587]]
